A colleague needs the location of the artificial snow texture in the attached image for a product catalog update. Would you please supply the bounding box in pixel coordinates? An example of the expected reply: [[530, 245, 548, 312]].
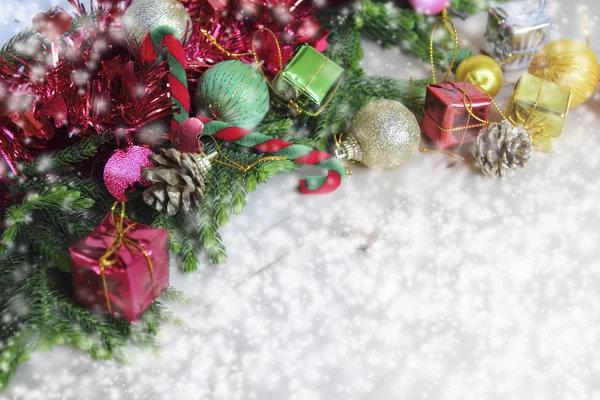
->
[[3, 0, 600, 399]]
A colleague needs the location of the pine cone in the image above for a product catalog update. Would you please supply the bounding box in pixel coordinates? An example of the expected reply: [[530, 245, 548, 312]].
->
[[142, 148, 210, 215], [474, 120, 532, 179]]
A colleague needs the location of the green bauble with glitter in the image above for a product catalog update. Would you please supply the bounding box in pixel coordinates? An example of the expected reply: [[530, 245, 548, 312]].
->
[[198, 60, 270, 130]]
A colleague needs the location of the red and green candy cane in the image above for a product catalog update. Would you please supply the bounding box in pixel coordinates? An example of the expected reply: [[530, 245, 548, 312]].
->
[[197, 117, 347, 194], [139, 27, 346, 194], [141, 26, 190, 131]]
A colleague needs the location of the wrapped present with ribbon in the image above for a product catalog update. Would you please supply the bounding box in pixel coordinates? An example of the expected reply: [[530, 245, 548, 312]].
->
[[69, 203, 169, 322], [483, 0, 551, 70], [281, 44, 344, 106], [506, 73, 572, 152], [421, 82, 492, 150]]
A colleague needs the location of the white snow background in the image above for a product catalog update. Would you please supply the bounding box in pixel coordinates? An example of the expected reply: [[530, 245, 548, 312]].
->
[[2, 0, 600, 399]]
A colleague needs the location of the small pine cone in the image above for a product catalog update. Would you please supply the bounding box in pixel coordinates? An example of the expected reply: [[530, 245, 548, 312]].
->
[[474, 120, 533, 179], [142, 148, 209, 215]]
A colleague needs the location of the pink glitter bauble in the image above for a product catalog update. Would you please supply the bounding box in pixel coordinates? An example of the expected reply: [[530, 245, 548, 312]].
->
[[409, 0, 450, 15], [103, 146, 155, 202]]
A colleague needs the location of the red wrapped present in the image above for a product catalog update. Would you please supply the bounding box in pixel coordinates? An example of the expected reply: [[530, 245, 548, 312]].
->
[[69, 206, 169, 322], [421, 82, 492, 149]]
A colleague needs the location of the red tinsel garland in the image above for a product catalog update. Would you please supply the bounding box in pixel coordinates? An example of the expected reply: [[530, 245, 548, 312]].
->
[[0, 0, 328, 181], [181, 0, 328, 76]]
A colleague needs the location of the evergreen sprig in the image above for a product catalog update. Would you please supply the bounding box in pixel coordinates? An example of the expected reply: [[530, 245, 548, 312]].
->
[[0, 27, 44, 66], [20, 136, 109, 177], [0, 187, 95, 255]]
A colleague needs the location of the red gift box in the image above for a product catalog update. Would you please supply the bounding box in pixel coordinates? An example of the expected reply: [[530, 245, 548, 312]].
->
[[421, 82, 491, 149], [69, 212, 169, 322]]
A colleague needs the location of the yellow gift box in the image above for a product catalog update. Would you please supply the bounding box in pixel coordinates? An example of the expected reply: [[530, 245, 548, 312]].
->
[[506, 73, 572, 152]]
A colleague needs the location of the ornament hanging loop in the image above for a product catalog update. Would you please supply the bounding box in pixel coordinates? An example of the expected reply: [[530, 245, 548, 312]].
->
[[333, 133, 354, 176], [429, 9, 459, 83]]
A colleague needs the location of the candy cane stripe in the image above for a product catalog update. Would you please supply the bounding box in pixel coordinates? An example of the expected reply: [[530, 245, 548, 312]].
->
[[145, 26, 190, 129], [201, 119, 345, 194]]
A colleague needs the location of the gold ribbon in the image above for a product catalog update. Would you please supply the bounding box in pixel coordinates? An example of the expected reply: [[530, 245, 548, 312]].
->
[[98, 202, 156, 314], [429, 8, 459, 85], [198, 134, 287, 172], [200, 27, 341, 117]]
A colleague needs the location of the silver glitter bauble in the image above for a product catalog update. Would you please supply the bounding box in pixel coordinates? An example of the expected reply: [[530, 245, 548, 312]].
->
[[474, 120, 532, 179], [336, 99, 420, 170], [123, 0, 192, 46]]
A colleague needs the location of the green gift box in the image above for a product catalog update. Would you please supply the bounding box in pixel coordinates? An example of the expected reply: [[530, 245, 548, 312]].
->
[[506, 73, 572, 152], [281, 45, 344, 105]]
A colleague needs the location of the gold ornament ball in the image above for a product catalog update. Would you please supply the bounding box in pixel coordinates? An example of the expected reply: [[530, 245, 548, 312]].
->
[[123, 0, 192, 46], [529, 39, 600, 108], [455, 55, 503, 97], [339, 99, 420, 170]]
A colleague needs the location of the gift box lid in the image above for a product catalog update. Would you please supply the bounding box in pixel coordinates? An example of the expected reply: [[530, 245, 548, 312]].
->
[[489, 1, 551, 34], [513, 73, 572, 115], [281, 44, 344, 105], [426, 82, 491, 109]]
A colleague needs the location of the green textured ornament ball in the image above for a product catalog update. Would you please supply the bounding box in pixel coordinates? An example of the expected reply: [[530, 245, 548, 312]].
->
[[336, 99, 420, 170], [123, 0, 192, 46], [198, 60, 270, 130]]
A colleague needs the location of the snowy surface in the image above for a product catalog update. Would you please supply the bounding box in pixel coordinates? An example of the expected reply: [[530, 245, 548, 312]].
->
[[3, 0, 600, 399]]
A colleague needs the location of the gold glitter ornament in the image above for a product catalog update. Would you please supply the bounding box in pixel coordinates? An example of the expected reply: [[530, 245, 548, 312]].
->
[[123, 0, 192, 46], [336, 100, 420, 170]]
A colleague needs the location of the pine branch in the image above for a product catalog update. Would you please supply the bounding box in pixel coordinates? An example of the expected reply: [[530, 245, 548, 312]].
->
[[197, 173, 223, 265], [0, 9, 106, 67], [20, 136, 108, 177], [153, 212, 183, 254], [321, 11, 364, 74], [1, 187, 95, 255], [0, 253, 27, 289], [451, 0, 499, 14], [9, 176, 111, 206], [360, 0, 447, 68], [161, 287, 192, 305], [21, 224, 71, 272], [1, 257, 180, 388], [0, 27, 44, 66], [256, 118, 295, 137], [214, 160, 235, 227], [175, 213, 201, 273], [0, 332, 28, 391]]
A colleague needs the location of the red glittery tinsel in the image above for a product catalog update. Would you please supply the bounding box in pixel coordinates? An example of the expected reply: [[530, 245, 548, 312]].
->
[[0, 1, 174, 178], [181, 0, 329, 77], [0, 0, 328, 181]]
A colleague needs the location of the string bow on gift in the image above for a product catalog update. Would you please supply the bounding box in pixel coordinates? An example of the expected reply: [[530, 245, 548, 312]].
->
[[98, 202, 156, 315]]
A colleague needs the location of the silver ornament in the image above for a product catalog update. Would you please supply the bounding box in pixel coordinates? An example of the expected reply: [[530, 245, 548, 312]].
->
[[123, 0, 192, 46], [474, 120, 532, 179], [335, 99, 420, 170]]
